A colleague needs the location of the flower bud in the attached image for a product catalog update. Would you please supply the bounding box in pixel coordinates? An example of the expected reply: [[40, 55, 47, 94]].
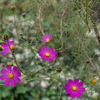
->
[[7, 62, 13, 66], [22, 13, 26, 18], [10, 4, 15, 11], [93, 74, 95, 77], [91, 78, 96, 84], [56, 67, 62, 72], [20, 33, 23, 36], [94, 70, 97, 72], [2, 34, 9, 40], [86, 60, 90, 63]]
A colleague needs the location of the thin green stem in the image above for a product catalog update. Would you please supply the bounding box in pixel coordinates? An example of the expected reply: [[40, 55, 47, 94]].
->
[[12, 52, 22, 72], [22, 77, 48, 82], [78, 63, 87, 78], [59, 85, 63, 100], [30, 47, 44, 64], [13, 11, 20, 43], [13, 11, 18, 36], [22, 76, 64, 85]]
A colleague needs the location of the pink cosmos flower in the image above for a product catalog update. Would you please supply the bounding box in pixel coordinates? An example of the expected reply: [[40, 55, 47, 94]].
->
[[64, 79, 85, 98], [42, 34, 52, 42], [0, 38, 14, 55], [0, 65, 21, 86], [38, 46, 58, 61]]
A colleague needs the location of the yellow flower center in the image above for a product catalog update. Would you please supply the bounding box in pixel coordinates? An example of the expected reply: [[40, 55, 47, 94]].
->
[[45, 52, 50, 57], [91, 78, 97, 84], [0, 45, 1, 48], [8, 73, 14, 78], [72, 86, 77, 91], [46, 38, 50, 42], [10, 45, 14, 50]]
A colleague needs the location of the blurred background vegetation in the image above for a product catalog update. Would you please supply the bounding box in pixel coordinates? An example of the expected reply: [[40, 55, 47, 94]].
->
[[0, 0, 100, 100]]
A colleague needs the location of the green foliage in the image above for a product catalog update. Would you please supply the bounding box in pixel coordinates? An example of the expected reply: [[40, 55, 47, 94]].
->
[[0, 0, 100, 100]]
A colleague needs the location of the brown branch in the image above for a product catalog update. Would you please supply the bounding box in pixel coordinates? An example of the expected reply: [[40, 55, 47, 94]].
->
[[38, 1, 46, 36], [56, 5, 68, 51], [60, 5, 67, 35]]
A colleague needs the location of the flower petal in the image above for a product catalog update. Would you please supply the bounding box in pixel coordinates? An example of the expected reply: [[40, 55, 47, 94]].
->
[[74, 78, 79, 85], [75, 91, 82, 97], [4, 78, 11, 86], [0, 75, 8, 80], [49, 34, 52, 40], [1, 48, 10, 55], [65, 89, 73, 94], [14, 72, 21, 77], [10, 79, 16, 86], [48, 58, 52, 61], [51, 51, 58, 55], [14, 77, 21, 83], [12, 67, 18, 73], [42, 36, 46, 39], [1, 69, 9, 75], [6, 38, 14, 46], [68, 79, 74, 85], [78, 87, 85, 92], [43, 46, 48, 52], [39, 54, 47, 60], [64, 84, 69, 88], [46, 34, 49, 37], [70, 91, 76, 98], [42, 39, 46, 42], [49, 56, 57, 59], [1, 43, 9, 48], [48, 47, 54, 53], [6, 65, 11, 72], [38, 48, 43, 53], [77, 81, 83, 87]]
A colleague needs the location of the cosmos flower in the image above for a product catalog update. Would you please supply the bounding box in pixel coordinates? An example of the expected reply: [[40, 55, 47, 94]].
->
[[42, 34, 52, 42], [38, 46, 58, 61], [0, 38, 14, 55], [0, 65, 21, 86], [64, 78, 85, 98]]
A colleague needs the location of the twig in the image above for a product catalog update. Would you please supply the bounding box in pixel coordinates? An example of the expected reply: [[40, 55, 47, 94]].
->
[[38, 1, 46, 36], [56, 5, 68, 50]]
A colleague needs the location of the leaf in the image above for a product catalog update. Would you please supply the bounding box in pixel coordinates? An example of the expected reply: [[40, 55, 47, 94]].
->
[[2, 90, 10, 97], [15, 85, 29, 94]]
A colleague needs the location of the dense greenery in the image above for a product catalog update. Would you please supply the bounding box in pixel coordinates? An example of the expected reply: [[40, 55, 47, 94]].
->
[[0, 0, 100, 100]]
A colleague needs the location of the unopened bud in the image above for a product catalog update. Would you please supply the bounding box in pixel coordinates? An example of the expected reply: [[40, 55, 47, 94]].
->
[[7, 62, 13, 66], [20, 33, 23, 36], [22, 13, 26, 18], [91, 78, 96, 84], [2, 34, 9, 40], [10, 4, 15, 11], [56, 67, 62, 72], [86, 60, 90, 63], [93, 74, 95, 77]]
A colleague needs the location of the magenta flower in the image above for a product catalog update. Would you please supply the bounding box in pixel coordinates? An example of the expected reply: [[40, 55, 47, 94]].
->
[[38, 46, 58, 61], [0, 65, 21, 86], [64, 79, 85, 98], [42, 34, 52, 42], [0, 38, 14, 55]]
